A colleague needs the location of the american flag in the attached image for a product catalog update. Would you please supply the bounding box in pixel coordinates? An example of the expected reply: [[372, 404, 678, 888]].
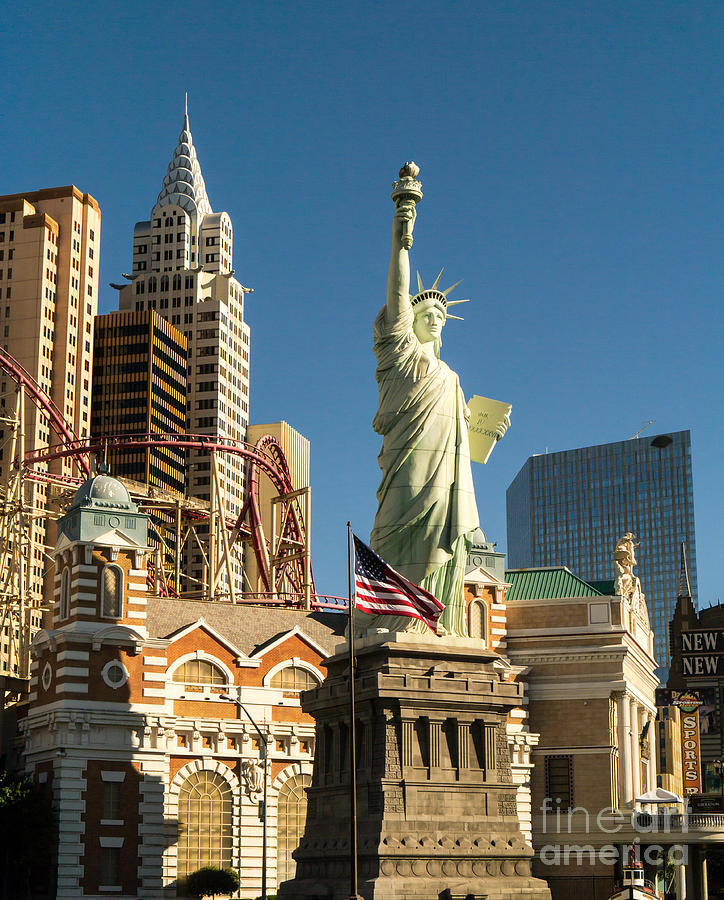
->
[[353, 535, 444, 633]]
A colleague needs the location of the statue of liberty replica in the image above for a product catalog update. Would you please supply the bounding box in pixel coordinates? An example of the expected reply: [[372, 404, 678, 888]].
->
[[279, 166, 550, 900], [365, 162, 491, 636]]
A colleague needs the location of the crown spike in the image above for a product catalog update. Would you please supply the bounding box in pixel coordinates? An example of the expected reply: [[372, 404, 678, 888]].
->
[[416, 271, 424, 293], [431, 268, 445, 290], [446, 314, 464, 321], [442, 279, 462, 296], [446, 298, 471, 307]]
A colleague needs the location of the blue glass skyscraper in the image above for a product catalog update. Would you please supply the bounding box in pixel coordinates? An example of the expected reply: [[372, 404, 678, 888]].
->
[[506, 430, 697, 665]]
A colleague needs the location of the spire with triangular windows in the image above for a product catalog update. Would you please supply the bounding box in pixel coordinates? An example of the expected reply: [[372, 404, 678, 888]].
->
[[153, 104, 212, 219]]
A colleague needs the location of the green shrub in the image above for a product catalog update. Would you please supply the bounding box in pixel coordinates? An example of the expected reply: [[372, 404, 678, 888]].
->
[[185, 866, 240, 899]]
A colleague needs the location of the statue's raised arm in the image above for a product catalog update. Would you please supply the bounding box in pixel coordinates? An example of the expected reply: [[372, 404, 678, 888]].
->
[[385, 162, 422, 321]]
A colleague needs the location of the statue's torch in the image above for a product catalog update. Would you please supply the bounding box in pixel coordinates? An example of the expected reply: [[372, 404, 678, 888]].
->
[[391, 161, 423, 250]]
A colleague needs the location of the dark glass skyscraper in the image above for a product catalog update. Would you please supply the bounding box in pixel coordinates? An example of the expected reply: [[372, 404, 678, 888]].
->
[[506, 430, 697, 665]]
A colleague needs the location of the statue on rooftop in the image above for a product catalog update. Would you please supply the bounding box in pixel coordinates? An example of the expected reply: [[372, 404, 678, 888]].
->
[[614, 532, 647, 619], [360, 164, 508, 637]]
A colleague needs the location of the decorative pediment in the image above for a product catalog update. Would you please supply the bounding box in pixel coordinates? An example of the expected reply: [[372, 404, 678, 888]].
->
[[91, 624, 147, 653], [165, 618, 259, 667], [251, 625, 330, 661]]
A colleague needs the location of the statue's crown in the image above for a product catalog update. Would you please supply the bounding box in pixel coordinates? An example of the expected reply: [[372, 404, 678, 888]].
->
[[410, 269, 470, 321]]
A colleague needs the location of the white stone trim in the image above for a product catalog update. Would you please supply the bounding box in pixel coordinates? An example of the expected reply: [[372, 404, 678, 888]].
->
[[144, 656, 167, 667], [58, 650, 90, 662], [166, 618, 252, 663], [270, 759, 313, 791], [101, 659, 129, 690], [57, 666, 89, 678], [101, 771, 127, 782], [75, 607, 98, 616], [57, 683, 89, 694], [167, 651, 235, 686], [142, 688, 166, 698]]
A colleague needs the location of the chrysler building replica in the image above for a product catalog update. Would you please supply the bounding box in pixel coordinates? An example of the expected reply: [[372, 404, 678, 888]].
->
[[116, 109, 251, 597]]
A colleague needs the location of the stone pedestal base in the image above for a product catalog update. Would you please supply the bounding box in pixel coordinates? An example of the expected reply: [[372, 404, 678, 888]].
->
[[279, 633, 551, 900]]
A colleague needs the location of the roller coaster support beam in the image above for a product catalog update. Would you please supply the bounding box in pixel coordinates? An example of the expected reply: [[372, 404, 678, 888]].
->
[[211, 450, 236, 602]]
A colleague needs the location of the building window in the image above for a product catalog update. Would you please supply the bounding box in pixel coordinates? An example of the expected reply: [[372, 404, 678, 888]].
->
[[103, 781, 122, 820], [172, 659, 226, 686], [177, 771, 233, 879], [545, 755, 573, 810], [100, 565, 123, 618], [276, 773, 312, 886], [101, 659, 129, 689], [100, 847, 120, 885], [270, 664, 320, 694], [42, 661, 52, 691], [467, 599, 488, 643], [60, 567, 71, 619]]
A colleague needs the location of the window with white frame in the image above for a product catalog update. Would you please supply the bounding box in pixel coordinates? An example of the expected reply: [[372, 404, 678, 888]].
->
[[60, 566, 70, 619], [270, 664, 321, 695], [467, 598, 488, 644], [276, 772, 312, 886], [101, 565, 123, 618], [177, 771, 233, 878], [172, 658, 227, 688]]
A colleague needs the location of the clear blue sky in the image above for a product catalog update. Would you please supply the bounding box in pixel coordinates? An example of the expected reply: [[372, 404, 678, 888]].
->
[[3, 1, 722, 606]]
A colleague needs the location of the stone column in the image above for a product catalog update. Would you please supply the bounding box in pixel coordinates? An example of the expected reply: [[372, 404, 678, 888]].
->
[[629, 696, 641, 802], [646, 710, 656, 793], [617, 693, 633, 807], [401, 717, 415, 769], [701, 849, 709, 900], [429, 718, 443, 773], [457, 721, 471, 771]]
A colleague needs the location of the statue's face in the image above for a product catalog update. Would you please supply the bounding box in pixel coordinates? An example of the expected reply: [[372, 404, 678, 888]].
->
[[413, 304, 446, 344]]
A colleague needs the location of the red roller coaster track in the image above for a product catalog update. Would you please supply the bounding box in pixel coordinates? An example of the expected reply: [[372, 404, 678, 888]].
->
[[0, 347, 345, 610]]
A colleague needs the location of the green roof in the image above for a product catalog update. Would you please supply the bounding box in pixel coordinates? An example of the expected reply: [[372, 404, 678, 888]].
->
[[504, 567, 604, 601], [588, 579, 615, 596]]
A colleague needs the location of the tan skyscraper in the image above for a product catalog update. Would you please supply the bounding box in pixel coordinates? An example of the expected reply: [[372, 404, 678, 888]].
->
[[245, 421, 311, 596], [0, 186, 99, 675], [115, 112, 251, 597]]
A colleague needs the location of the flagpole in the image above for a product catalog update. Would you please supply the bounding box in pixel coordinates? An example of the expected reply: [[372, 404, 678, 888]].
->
[[347, 523, 360, 900]]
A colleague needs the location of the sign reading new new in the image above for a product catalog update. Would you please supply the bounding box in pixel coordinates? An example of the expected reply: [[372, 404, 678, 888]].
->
[[680, 629, 724, 676]]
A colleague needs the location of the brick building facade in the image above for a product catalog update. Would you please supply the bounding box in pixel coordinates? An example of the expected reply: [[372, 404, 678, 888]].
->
[[21, 472, 344, 898]]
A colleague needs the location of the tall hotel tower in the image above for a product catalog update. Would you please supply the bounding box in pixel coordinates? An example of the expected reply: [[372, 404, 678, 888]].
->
[[0, 187, 99, 675], [506, 430, 697, 666], [115, 112, 251, 597]]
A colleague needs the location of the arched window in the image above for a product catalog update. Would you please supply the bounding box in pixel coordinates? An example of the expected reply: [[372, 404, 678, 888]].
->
[[60, 567, 70, 619], [172, 659, 226, 686], [276, 773, 311, 886], [160, 274, 169, 292], [468, 599, 487, 643], [148, 276, 157, 293], [177, 771, 233, 879], [173, 273, 182, 290], [270, 665, 320, 694], [100, 565, 123, 618]]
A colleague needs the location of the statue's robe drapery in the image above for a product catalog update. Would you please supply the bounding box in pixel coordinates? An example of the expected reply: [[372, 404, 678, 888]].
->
[[367, 301, 479, 635]]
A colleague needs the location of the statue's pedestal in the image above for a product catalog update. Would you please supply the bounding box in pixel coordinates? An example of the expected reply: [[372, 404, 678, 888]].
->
[[279, 633, 551, 900]]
